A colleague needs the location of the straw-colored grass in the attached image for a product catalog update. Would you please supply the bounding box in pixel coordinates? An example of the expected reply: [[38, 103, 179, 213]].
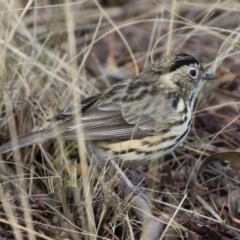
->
[[0, 0, 240, 239]]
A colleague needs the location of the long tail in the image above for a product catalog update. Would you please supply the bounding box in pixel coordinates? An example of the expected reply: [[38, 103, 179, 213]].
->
[[0, 129, 55, 154]]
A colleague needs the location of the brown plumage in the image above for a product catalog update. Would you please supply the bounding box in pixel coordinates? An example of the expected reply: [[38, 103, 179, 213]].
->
[[0, 53, 218, 166]]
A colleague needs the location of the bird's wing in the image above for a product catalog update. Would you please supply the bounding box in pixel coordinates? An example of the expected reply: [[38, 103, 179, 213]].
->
[[57, 77, 181, 140]]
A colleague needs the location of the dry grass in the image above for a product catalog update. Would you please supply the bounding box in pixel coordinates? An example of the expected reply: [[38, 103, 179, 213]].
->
[[0, 0, 240, 239]]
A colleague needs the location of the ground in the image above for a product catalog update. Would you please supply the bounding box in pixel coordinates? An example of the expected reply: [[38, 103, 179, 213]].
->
[[0, 0, 240, 239]]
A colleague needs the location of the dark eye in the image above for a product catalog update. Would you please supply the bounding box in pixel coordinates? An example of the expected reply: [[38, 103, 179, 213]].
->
[[188, 69, 197, 78]]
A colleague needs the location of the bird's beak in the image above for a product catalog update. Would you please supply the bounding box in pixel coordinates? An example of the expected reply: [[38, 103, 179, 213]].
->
[[202, 73, 218, 80]]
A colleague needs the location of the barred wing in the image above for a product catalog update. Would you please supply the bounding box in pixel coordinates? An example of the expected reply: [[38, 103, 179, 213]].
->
[[60, 78, 181, 140]]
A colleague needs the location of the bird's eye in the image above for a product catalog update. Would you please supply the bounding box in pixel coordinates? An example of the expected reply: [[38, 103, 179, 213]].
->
[[188, 69, 197, 78]]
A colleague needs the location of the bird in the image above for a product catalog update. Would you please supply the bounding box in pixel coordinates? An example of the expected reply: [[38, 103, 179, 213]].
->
[[0, 53, 218, 166]]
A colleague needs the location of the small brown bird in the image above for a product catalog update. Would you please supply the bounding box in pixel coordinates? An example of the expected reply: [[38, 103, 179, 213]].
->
[[0, 53, 218, 166]]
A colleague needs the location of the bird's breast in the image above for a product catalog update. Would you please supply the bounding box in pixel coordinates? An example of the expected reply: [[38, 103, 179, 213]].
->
[[95, 104, 192, 166]]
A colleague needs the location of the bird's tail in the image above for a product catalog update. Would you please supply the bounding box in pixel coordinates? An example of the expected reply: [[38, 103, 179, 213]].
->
[[0, 128, 56, 154]]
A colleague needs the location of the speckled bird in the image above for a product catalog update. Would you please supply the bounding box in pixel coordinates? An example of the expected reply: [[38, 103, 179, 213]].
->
[[0, 53, 218, 166]]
